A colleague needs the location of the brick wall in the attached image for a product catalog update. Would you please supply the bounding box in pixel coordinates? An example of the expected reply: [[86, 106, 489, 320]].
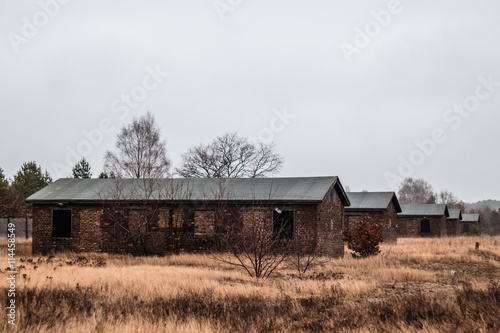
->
[[460, 222, 480, 235], [32, 205, 102, 254], [446, 218, 460, 237], [345, 201, 398, 244], [32, 196, 345, 257], [194, 210, 215, 236], [77, 208, 102, 252], [317, 186, 345, 257], [440, 216, 447, 237], [397, 215, 446, 238]]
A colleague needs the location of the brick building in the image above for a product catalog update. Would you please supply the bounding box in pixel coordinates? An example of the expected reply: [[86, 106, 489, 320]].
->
[[447, 208, 462, 237], [344, 192, 401, 243], [461, 213, 480, 235], [397, 204, 449, 237], [26, 176, 350, 257]]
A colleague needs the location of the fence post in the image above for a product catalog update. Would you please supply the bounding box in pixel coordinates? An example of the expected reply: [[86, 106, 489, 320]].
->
[[26, 215, 29, 239]]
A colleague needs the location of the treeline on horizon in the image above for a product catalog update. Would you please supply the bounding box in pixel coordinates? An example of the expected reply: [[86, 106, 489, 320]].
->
[[1, 112, 499, 234]]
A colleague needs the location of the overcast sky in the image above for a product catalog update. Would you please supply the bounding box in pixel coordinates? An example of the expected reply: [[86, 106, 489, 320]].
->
[[1, 0, 499, 203]]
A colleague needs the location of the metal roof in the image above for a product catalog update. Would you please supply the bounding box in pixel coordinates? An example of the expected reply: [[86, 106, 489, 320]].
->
[[26, 176, 350, 205], [345, 192, 402, 212], [398, 204, 449, 217], [447, 208, 462, 220], [461, 213, 480, 222]]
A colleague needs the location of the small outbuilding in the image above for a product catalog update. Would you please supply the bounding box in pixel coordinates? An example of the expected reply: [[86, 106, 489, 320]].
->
[[461, 213, 480, 235], [26, 176, 350, 257], [397, 204, 450, 237], [344, 192, 401, 243], [446, 208, 462, 237]]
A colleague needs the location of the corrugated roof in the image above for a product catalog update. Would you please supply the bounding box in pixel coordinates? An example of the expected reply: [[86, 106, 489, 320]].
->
[[26, 177, 349, 204], [462, 213, 480, 222], [398, 204, 449, 217], [345, 192, 402, 212], [447, 209, 462, 220]]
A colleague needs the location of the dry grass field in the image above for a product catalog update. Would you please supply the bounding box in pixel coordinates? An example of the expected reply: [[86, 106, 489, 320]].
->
[[1, 236, 499, 332]]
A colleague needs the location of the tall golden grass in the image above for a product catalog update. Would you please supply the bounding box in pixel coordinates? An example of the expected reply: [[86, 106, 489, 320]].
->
[[1, 236, 499, 332]]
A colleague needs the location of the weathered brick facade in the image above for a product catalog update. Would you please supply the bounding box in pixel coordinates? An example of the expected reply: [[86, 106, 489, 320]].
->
[[446, 218, 460, 237], [317, 186, 345, 257], [345, 200, 399, 244], [31, 185, 347, 257], [460, 222, 480, 235], [460, 214, 480, 235], [396, 215, 447, 238], [396, 204, 450, 238], [32, 205, 103, 254]]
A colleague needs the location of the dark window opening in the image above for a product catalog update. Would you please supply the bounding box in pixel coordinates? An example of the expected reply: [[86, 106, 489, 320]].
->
[[420, 219, 431, 233], [273, 210, 294, 240], [462, 223, 470, 234], [52, 210, 72, 237], [181, 207, 195, 234]]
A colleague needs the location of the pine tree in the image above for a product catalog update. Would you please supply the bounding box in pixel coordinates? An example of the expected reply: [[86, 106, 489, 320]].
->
[[12, 161, 52, 199], [0, 167, 8, 199], [72, 158, 92, 178], [98, 171, 108, 179]]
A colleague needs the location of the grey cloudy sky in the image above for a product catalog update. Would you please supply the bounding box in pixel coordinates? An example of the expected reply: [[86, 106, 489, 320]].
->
[[1, 0, 499, 203]]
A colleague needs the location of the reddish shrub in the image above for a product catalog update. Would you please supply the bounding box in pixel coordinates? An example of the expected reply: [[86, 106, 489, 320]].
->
[[342, 216, 383, 258]]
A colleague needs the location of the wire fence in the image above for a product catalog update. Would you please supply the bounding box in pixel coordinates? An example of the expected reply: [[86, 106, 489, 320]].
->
[[0, 217, 32, 239]]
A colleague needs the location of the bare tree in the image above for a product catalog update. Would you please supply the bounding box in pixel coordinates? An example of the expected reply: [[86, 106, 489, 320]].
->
[[288, 235, 327, 275], [214, 208, 293, 280], [436, 189, 456, 205], [176, 132, 283, 178], [397, 178, 435, 204], [208, 182, 293, 280], [104, 112, 171, 178], [436, 189, 466, 210]]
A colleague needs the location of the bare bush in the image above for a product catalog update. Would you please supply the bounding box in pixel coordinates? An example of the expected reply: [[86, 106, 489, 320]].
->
[[208, 183, 293, 280]]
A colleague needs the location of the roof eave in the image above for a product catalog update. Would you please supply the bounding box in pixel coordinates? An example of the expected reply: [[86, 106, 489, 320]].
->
[[345, 208, 386, 212], [27, 199, 325, 205], [391, 193, 403, 213], [333, 177, 350, 206], [397, 214, 447, 218]]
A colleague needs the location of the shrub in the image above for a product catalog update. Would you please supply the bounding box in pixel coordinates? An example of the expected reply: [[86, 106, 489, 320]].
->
[[468, 225, 480, 236], [342, 216, 383, 258]]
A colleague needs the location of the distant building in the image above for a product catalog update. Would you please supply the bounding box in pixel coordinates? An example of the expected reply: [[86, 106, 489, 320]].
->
[[26, 177, 350, 257], [345, 192, 401, 243], [397, 204, 449, 237], [447, 208, 462, 237], [461, 213, 480, 235]]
